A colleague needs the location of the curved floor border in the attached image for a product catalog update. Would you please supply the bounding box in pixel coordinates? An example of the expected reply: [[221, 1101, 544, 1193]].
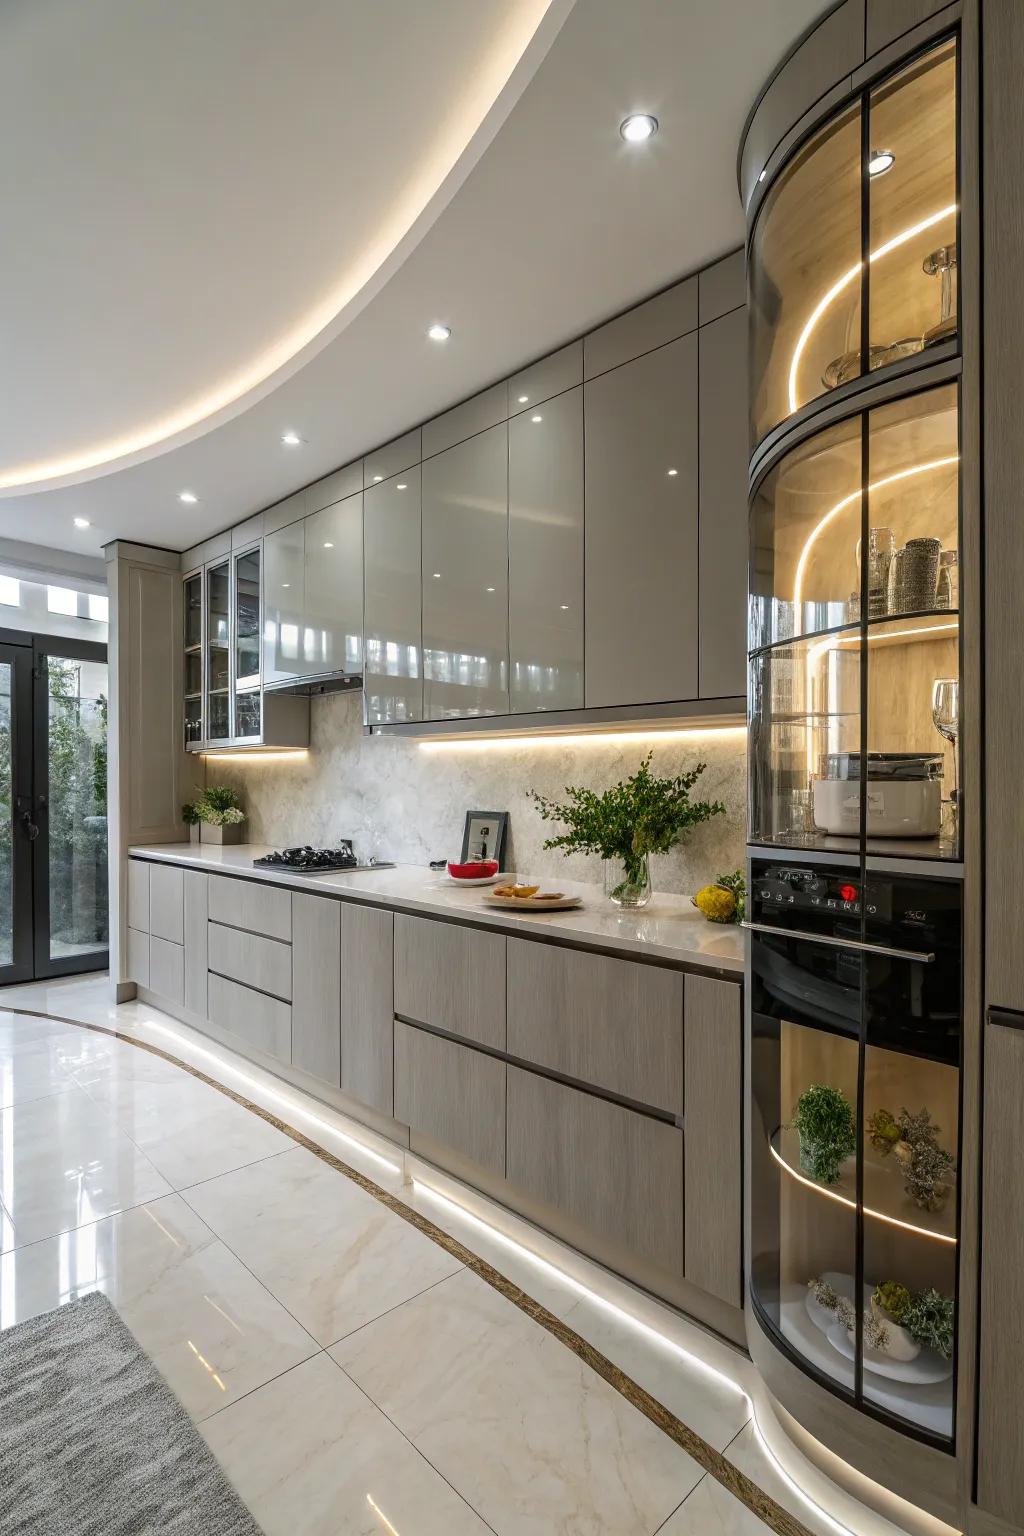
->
[[6, 1004, 814, 1536]]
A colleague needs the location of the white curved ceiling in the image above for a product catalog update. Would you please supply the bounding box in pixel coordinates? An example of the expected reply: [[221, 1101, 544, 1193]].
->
[[2, 0, 828, 556]]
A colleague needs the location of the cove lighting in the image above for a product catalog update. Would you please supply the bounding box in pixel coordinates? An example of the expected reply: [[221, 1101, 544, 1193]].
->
[[768, 1140, 956, 1245], [178, 490, 198, 504], [201, 749, 308, 761], [73, 517, 91, 528], [620, 113, 658, 143], [868, 148, 895, 177], [418, 725, 746, 753], [788, 204, 957, 413], [427, 323, 451, 342]]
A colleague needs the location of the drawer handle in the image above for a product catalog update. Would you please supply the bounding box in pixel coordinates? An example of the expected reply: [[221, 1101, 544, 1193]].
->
[[741, 921, 934, 963], [987, 1006, 1024, 1031]]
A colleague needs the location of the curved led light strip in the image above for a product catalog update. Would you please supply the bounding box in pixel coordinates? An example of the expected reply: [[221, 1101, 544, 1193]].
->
[[787, 203, 958, 417], [0, 0, 570, 494], [769, 1139, 957, 1245]]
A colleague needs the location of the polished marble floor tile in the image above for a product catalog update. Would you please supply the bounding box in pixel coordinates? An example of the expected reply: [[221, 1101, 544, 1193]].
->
[[0, 1192, 318, 1418], [185, 1146, 462, 1346], [722, 1422, 907, 1536], [82, 1072, 294, 1188], [0, 1089, 171, 1250], [0, 1046, 83, 1109], [334, 1268, 704, 1535], [657, 1474, 771, 1534], [202, 1353, 490, 1536]]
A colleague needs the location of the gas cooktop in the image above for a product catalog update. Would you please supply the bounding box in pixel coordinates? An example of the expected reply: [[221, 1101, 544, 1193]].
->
[[253, 842, 394, 874]]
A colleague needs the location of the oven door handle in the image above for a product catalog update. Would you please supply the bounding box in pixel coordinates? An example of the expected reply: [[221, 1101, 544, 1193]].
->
[[740, 921, 935, 963]]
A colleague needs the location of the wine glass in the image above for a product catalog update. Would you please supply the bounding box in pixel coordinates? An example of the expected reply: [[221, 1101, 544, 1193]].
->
[[932, 678, 960, 842]]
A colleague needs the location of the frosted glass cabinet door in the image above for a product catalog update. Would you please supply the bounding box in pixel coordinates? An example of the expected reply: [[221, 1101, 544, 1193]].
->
[[262, 519, 308, 685], [304, 492, 363, 680], [422, 423, 509, 719], [363, 467, 423, 723], [509, 387, 584, 712]]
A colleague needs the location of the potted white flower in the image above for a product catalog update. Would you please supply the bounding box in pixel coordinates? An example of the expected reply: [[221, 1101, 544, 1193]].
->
[[186, 786, 246, 845]]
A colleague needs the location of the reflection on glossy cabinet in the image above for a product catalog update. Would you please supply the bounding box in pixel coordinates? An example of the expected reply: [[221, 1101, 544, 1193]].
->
[[584, 336, 699, 707], [304, 493, 363, 680], [263, 519, 308, 685], [508, 387, 584, 712], [364, 468, 423, 723], [422, 423, 509, 718], [699, 306, 748, 699]]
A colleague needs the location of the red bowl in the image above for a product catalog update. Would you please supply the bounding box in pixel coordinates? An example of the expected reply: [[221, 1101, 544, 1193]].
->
[[448, 859, 499, 880]]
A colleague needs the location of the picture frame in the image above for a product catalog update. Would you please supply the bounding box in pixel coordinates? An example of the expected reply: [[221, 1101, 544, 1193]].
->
[[461, 811, 509, 868]]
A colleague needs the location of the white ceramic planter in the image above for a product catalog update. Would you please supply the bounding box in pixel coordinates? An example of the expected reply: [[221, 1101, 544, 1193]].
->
[[199, 822, 243, 845]]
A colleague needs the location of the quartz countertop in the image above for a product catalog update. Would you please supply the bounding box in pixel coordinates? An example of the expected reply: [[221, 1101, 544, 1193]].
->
[[128, 843, 745, 974]]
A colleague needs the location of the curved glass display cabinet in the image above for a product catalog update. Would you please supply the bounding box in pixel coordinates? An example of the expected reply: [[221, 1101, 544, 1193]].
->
[[746, 29, 963, 1455]]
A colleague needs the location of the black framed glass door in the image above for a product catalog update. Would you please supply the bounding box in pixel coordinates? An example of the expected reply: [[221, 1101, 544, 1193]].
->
[[0, 632, 108, 984]]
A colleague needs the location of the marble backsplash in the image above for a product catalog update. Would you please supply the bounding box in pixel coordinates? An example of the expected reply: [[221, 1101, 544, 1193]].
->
[[208, 691, 748, 896]]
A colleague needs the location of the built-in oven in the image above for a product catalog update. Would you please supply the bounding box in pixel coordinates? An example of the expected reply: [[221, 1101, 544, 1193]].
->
[[746, 857, 962, 1447]]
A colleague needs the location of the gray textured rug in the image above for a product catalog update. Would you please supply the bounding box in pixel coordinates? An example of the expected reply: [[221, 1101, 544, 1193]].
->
[[0, 1291, 261, 1534]]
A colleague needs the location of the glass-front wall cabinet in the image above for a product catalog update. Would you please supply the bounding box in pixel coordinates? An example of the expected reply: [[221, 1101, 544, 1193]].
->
[[750, 37, 957, 449], [233, 546, 261, 740], [183, 571, 203, 747], [206, 558, 231, 743]]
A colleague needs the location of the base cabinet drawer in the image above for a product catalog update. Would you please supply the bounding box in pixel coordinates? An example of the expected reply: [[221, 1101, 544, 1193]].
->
[[291, 893, 341, 1085], [506, 939, 684, 1115], [394, 1022, 505, 1176], [208, 920, 292, 1001], [394, 914, 505, 1049], [183, 870, 209, 1018], [127, 927, 149, 988], [208, 875, 292, 942], [149, 864, 184, 944], [149, 936, 184, 1006], [506, 1065, 684, 1278], [207, 972, 291, 1063]]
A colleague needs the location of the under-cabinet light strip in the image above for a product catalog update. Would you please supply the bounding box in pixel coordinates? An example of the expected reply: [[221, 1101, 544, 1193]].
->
[[769, 1140, 957, 1246], [418, 725, 747, 752]]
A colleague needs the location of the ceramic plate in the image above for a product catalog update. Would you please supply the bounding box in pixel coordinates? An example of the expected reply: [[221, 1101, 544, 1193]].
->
[[440, 871, 512, 888], [481, 893, 583, 912], [826, 1323, 952, 1384]]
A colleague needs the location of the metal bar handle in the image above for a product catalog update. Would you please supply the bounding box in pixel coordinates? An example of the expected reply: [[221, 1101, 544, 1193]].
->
[[740, 921, 935, 963]]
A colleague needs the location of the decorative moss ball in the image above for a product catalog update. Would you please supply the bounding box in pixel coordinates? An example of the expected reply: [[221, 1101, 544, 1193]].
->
[[693, 884, 737, 924]]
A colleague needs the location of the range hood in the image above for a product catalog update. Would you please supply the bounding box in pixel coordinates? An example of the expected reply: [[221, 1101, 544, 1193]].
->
[[263, 671, 362, 698]]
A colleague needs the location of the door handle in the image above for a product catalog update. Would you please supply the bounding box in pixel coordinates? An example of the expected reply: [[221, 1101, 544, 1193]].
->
[[740, 921, 935, 963], [18, 809, 38, 841]]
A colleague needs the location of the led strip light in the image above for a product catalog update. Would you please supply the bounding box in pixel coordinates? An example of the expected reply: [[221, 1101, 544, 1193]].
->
[[769, 1139, 957, 1246]]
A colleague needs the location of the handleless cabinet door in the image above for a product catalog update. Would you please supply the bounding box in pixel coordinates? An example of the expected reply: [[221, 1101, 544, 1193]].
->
[[584, 336, 699, 707], [149, 864, 184, 944], [263, 519, 308, 684], [291, 893, 341, 1084], [364, 467, 423, 723], [698, 306, 748, 700], [127, 861, 150, 933], [509, 387, 584, 712], [340, 904, 394, 1115], [183, 869, 208, 1017], [422, 423, 509, 719], [304, 492, 363, 680]]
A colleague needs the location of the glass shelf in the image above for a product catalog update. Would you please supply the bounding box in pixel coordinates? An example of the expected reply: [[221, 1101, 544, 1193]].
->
[[770, 1128, 956, 1244]]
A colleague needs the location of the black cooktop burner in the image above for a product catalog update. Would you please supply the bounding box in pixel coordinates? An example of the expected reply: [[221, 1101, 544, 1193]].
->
[[253, 842, 392, 873]]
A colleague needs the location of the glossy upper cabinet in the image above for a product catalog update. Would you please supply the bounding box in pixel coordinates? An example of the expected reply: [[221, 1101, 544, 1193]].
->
[[584, 336, 699, 707], [364, 467, 423, 723], [304, 492, 363, 680], [698, 306, 748, 699], [422, 423, 509, 718], [262, 518, 308, 685], [508, 387, 584, 712]]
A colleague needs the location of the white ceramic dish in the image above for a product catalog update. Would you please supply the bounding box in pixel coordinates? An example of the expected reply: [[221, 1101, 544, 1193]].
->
[[441, 870, 512, 888], [481, 893, 583, 912], [805, 1271, 951, 1384]]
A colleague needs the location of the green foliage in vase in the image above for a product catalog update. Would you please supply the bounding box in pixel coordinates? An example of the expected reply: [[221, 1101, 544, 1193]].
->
[[901, 1288, 955, 1360], [190, 785, 246, 827], [873, 1280, 912, 1323], [790, 1084, 856, 1185], [530, 752, 725, 896], [181, 801, 201, 826]]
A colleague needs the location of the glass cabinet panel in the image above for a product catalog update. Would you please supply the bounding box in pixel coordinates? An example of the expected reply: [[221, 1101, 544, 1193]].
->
[[868, 41, 957, 363], [749, 862, 961, 1445], [206, 559, 230, 741], [183, 572, 203, 747], [750, 104, 862, 444], [234, 548, 261, 691]]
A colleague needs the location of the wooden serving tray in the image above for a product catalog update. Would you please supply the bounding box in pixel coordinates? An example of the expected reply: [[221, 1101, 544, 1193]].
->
[[481, 893, 583, 912]]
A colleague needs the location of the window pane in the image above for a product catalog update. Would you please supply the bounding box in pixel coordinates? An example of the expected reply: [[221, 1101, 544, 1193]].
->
[[47, 586, 79, 617], [47, 656, 108, 962], [0, 664, 11, 967], [87, 593, 109, 623], [0, 577, 20, 607]]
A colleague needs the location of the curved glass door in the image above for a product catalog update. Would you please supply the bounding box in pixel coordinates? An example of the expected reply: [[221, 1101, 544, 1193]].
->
[[750, 36, 958, 451]]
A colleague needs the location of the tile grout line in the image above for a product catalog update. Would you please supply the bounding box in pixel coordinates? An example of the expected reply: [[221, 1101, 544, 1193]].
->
[[3, 1005, 816, 1536]]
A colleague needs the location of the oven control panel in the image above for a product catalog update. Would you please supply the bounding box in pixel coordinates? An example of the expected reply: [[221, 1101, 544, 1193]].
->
[[752, 865, 877, 917]]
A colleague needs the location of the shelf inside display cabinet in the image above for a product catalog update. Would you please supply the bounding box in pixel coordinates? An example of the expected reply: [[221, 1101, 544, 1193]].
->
[[771, 1127, 956, 1243]]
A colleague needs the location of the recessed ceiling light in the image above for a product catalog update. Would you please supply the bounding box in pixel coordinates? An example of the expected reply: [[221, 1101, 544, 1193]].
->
[[560, 604, 570, 611], [486, 586, 495, 593], [73, 517, 90, 529], [758, 169, 767, 183], [323, 542, 334, 549], [620, 113, 658, 143], [372, 475, 383, 483], [178, 490, 198, 504], [281, 430, 303, 446], [282, 583, 290, 589], [667, 468, 678, 476], [427, 323, 451, 342], [396, 483, 407, 490], [518, 395, 529, 404], [531, 414, 543, 423], [432, 572, 441, 579], [868, 149, 895, 177]]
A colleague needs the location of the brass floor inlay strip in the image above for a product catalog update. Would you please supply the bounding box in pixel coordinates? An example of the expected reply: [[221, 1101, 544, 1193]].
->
[[6, 1005, 816, 1536]]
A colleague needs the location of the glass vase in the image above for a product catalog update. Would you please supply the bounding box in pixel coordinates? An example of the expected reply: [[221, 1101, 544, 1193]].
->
[[603, 854, 652, 909]]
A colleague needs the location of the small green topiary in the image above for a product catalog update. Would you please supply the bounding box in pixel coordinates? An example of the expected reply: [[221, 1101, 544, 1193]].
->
[[791, 1084, 856, 1185], [873, 1280, 912, 1323]]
